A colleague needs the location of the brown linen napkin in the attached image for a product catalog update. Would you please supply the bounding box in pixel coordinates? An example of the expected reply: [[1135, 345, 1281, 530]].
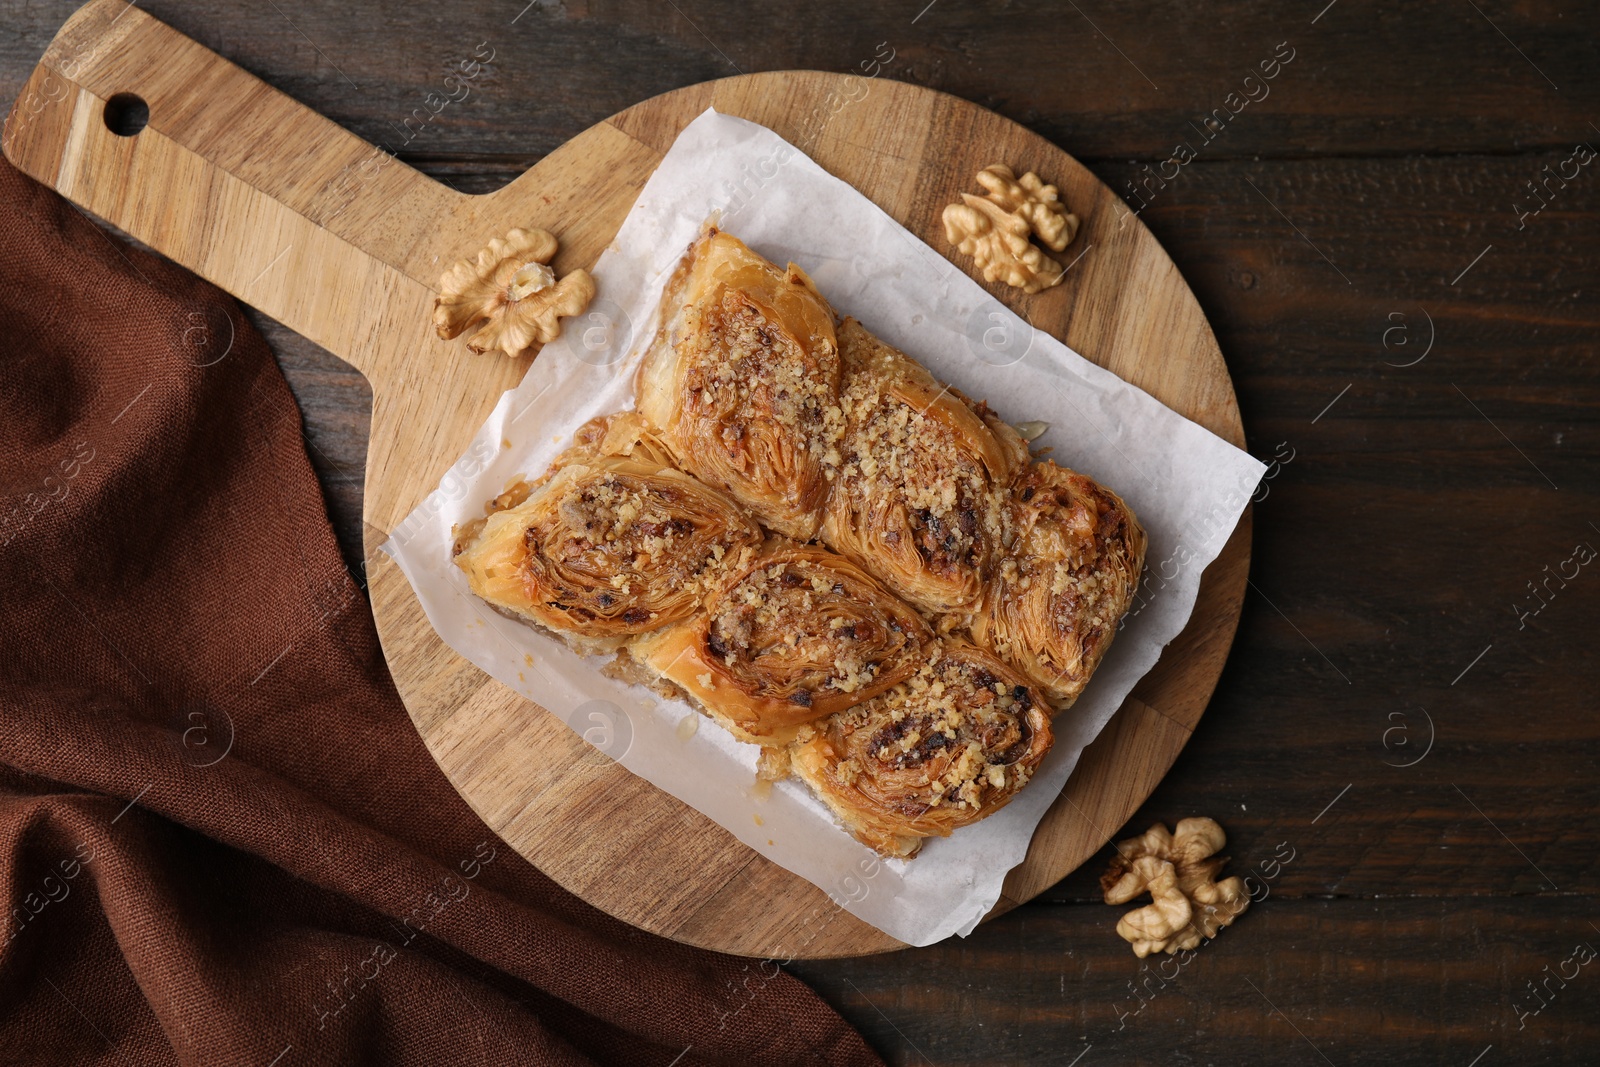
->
[[0, 154, 882, 1066]]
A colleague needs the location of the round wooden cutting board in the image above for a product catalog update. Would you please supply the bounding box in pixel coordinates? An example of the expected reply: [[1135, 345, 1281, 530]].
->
[[5, 0, 1249, 958]]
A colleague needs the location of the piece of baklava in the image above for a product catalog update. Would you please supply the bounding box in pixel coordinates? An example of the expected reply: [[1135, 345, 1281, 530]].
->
[[972, 461, 1146, 709], [635, 227, 843, 541], [454, 448, 762, 654], [630, 539, 931, 747], [790, 640, 1054, 858], [823, 317, 1028, 617]]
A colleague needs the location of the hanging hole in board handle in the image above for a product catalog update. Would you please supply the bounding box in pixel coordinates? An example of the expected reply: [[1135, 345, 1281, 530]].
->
[[103, 93, 149, 137]]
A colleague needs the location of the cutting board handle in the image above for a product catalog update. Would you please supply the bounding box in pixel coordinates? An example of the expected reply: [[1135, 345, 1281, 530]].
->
[[1, 0, 466, 382]]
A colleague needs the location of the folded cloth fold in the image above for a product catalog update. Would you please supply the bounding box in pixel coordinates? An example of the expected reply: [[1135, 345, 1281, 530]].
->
[[0, 154, 882, 1067]]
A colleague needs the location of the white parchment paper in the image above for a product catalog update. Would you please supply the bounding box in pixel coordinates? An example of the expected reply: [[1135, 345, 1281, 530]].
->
[[382, 108, 1265, 948]]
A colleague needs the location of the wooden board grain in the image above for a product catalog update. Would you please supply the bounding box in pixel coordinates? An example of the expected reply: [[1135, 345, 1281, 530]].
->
[[3, 0, 1250, 957]]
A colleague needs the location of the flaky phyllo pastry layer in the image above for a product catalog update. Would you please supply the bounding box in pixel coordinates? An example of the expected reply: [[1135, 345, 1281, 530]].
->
[[791, 641, 1053, 859], [636, 228, 842, 541], [453, 226, 1147, 858], [825, 318, 1029, 616], [632, 540, 931, 747], [454, 413, 763, 653]]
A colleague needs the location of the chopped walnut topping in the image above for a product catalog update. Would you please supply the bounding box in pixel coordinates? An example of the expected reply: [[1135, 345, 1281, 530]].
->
[[826, 324, 1017, 613], [979, 461, 1146, 709], [674, 283, 844, 532], [706, 560, 893, 699], [842, 648, 1040, 809]]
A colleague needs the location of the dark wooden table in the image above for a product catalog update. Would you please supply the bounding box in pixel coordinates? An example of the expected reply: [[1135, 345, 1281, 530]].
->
[[7, 2, 1598, 1062]]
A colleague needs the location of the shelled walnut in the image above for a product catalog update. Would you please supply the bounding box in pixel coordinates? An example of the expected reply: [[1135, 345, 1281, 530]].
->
[[943, 196, 1064, 294], [975, 164, 1079, 252], [1100, 817, 1249, 957], [941, 163, 1079, 294], [433, 227, 595, 358]]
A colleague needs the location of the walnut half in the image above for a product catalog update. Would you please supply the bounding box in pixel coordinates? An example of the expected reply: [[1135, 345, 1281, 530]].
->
[[941, 163, 1080, 295], [434, 227, 596, 359], [976, 164, 1079, 252], [1100, 817, 1249, 957], [943, 195, 1064, 294]]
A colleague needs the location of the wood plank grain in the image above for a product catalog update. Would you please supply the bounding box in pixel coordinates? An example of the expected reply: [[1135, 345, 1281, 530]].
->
[[5, 1, 1596, 166], [788, 895, 1600, 1065]]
